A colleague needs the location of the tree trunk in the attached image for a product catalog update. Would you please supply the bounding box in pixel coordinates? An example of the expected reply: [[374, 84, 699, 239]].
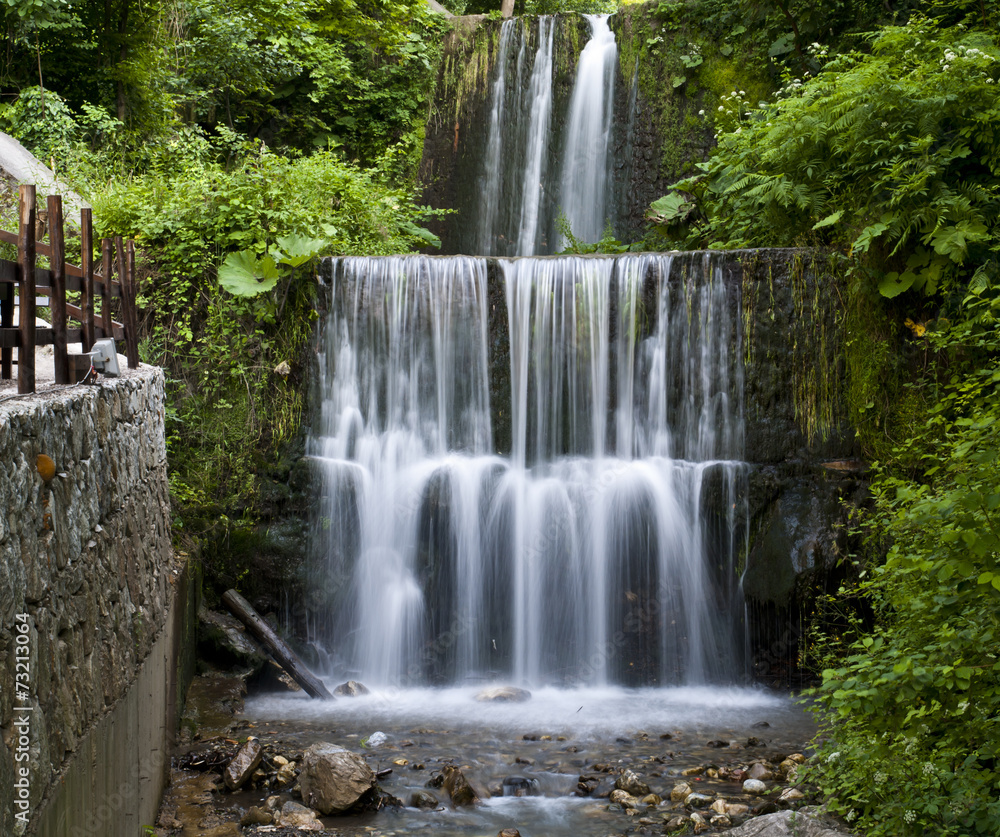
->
[[501, 0, 515, 18], [222, 589, 334, 699]]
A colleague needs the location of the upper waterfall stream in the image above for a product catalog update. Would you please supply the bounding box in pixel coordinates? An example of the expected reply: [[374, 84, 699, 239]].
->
[[471, 15, 619, 255]]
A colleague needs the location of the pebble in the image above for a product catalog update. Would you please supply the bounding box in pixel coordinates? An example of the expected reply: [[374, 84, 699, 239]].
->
[[685, 792, 713, 808], [615, 768, 651, 796], [670, 782, 692, 802], [239, 806, 273, 826], [743, 778, 767, 795], [609, 789, 640, 809]]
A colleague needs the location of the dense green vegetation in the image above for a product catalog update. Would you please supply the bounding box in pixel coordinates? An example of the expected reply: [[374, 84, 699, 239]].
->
[[0, 0, 450, 583], [649, 2, 1000, 834]]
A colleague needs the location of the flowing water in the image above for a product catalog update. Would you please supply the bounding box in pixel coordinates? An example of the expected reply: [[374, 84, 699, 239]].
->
[[310, 253, 745, 688], [245, 685, 814, 836], [471, 15, 618, 255], [557, 15, 618, 248]]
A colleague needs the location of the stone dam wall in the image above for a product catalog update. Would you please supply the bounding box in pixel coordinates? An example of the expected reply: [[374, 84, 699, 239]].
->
[[0, 367, 197, 837], [318, 249, 864, 684]]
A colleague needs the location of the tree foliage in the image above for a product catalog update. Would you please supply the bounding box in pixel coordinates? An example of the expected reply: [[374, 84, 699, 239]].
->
[[89, 137, 443, 520], [0, 0, 444, 163], [651, 18, 1000, 301]]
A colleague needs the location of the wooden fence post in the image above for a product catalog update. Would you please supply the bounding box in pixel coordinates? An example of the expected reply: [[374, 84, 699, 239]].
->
[[18, 185, 36, 394], [0, 275, 11, 379], [100, 238, 113, 340], [125, 240, 138, 368], [81, 208, 95, 353], [48, 194, 69, 384]]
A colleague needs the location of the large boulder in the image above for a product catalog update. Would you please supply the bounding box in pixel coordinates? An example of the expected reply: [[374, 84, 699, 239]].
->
[[475, 686, 531, 702], [334, 680, 370, 697], [725, 810, 855, 837], [299, 743, 376, 814]]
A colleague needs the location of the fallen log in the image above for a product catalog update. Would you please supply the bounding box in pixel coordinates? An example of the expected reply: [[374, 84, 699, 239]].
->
[[221, 589, 334, 699]]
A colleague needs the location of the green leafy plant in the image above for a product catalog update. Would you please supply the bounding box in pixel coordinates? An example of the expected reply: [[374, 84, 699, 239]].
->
[[804, 258, 1000, 837], [218, 235, 329, 298], [650, 18, 1000, 301]]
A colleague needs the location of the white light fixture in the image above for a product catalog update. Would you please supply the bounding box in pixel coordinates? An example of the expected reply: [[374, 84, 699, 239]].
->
[[88, 338, 120, 377]]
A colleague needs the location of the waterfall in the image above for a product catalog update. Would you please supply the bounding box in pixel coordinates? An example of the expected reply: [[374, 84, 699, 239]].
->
[[470, 15, 617, 256], [557, 15, 617, 247], [311, 256, 493, 684], [311, 254, 746, 687]]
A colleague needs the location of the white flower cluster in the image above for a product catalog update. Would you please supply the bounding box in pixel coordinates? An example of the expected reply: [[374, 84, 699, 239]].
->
[[775, 73, 812, 99], [904, 810, 917, 824], [713, 89, 750, 130], [826, 751, 841, 764], [922, 762, 936, 777], [874, 770, 887, 784], [940, 44, 998, 77]]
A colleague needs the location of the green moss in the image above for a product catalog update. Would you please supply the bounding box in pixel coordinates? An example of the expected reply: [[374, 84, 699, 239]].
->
[[611, 2, 778, 190], [740, 250, 848, 448], [434, 19, 499, 127], [695, 53, 770, 106], [841, 273, 925, 465]]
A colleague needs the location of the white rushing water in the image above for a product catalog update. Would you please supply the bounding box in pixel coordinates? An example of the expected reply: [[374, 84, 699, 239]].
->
[[472, 15, 618, 255], [515, 17, 555, 255], [310, 254, 745, 688], [248, 684, 792, 738], [557, 15, 617, 247]]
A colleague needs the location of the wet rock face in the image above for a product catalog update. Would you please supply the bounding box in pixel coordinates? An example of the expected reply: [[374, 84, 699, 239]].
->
[[199, 608, 267, 672], [502, 775, 540, 797], [299, 742, 376, 814]]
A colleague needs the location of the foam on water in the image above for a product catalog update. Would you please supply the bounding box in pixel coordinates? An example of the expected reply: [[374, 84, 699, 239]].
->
[[247, 685, 795, 738]]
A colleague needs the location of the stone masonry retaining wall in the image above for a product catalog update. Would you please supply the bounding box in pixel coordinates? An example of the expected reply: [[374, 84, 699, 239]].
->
[[0, 367, 188, 836]]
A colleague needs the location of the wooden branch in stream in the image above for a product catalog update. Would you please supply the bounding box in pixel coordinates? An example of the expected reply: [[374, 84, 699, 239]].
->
[[221, 589, 334, 699]]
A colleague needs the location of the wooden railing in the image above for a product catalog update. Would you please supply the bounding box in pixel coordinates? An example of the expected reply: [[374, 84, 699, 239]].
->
[[0, 184, 139, 394]]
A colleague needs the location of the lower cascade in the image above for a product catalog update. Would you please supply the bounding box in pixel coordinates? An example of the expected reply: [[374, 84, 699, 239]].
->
[[310, 253, 747, 687]]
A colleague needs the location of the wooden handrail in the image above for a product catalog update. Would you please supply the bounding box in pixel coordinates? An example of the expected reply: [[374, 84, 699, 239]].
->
[[0, 189, 139, 393]]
